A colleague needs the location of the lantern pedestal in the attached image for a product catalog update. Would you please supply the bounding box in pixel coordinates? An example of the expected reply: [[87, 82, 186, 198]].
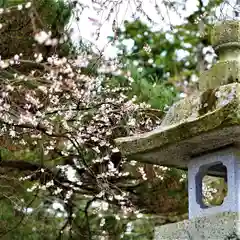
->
[[155, 212, 240, 240]]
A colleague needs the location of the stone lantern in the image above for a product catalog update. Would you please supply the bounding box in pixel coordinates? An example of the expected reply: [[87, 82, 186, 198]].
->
[[115, 21, 240, 239]]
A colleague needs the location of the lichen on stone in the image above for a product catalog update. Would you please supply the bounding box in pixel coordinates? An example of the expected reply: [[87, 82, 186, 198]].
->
[[211, 21, 240, 50], [199, 61, 240, 91], [161, 83, 240, 128]]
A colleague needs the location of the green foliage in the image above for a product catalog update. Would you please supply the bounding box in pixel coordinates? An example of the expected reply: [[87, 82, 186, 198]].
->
[[116, 19, 196, 81], [0, 0, 75, 59], [0, 200, 66, 240], [127, 64, 177, 110]]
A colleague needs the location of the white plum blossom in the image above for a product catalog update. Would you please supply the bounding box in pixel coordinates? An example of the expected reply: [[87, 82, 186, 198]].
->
[[25, 2, 32, 8], [17, 4, 23, 10], [0, 30, 164, 236], [34, 31, 51, 44], [0, 60, 9, 69]]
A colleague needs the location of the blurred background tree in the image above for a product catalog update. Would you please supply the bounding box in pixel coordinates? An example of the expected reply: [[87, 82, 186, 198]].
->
[[0, 0, 75, 60]]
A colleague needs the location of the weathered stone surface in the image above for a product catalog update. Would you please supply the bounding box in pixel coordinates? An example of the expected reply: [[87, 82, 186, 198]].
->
[[200, 21, 240, 91], [199, 60, 240, 92], [188, 147, 240, 219], [115, 83, 240, 170], [211, 21, 240, 51], [155, 212, 240, 240]]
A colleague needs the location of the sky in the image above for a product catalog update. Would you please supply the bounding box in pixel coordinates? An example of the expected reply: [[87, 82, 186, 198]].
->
[[68, 0, 237, 58]]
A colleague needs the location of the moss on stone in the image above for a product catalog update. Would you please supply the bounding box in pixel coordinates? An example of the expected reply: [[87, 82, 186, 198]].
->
[[162, 83, 240, 127], [211, 21, 240, 49], [115, 83, 240, 167], [198, 88, 218, 115], [199, 61, 240, 91]]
